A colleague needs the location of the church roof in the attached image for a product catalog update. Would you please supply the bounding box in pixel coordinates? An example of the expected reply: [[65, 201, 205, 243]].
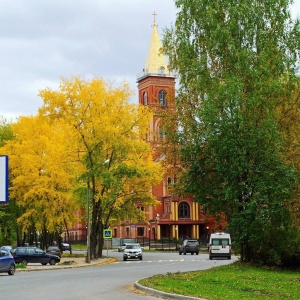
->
[[143, 18, 169, 76]]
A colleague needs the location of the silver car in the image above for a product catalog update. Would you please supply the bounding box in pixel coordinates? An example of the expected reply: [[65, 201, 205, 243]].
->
[[0, 246, 12, 252], [123, 243, 143, 261], [118, 243, 130, 252]]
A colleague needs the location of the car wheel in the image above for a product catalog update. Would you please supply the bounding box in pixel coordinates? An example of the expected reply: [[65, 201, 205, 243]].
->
[[8, 264, 15, 275], [209, 256, 212, 260], [184, 252, 186, 255], [196, 252, 199, 255], [179, 252, 182, 255], [21, 259, 28, 265], [191, 252, 194, 255], [49, 259, 56, 265], [228, 256, 231, 260], [123, 256, 127, 261], [41, 263, 47, 265], [139, 256, 143, 260]]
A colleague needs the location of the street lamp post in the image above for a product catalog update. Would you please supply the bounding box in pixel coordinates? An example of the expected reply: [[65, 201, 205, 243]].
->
[[206, 226, 209, 241], [86, 183, 91, 263]]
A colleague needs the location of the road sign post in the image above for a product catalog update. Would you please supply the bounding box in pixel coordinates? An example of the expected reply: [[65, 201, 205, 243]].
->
[[103, 229, 112, 258], [0, 156, 9, 203]]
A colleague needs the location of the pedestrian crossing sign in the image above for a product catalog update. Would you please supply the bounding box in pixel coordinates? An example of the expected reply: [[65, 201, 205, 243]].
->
[[103, 229, 112, 239]]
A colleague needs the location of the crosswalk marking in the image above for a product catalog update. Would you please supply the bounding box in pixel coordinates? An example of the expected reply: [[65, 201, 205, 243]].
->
[[116, 259, 206, 264]]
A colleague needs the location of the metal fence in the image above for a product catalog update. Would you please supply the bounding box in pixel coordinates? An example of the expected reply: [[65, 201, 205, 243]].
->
[[64, 236, 209, 252], [115, 237, 209, 252]]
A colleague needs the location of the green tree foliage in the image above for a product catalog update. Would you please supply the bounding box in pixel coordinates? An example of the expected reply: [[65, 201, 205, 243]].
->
[[39, 77, 162, 258], [0, 116, 13, 147], [162, 0, 300, 265]]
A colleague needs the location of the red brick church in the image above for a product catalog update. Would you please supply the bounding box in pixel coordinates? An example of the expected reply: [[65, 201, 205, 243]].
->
[[63, 16, 210, 244], [112, 16, 209, 241]]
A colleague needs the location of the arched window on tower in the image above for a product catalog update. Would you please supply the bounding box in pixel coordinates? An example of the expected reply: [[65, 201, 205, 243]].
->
[[167, 177, 172, 186], [178, 201, 190, 219], [159, 90, 167, 107], [143, 92, 148, 105]]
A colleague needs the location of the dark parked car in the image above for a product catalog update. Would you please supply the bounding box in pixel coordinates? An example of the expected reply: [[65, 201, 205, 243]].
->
[[12, 247, 60, 265], [179, 239, 199, 255], [0, 249, 15, 275], [60, 243, 71, 252], [46, 246, 61, 257]]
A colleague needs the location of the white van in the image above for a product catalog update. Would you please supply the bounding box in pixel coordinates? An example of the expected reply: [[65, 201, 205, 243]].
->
[[209, 232, 231, 260]]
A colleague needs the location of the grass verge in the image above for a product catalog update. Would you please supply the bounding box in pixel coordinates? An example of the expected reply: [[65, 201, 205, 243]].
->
[[138, 262, 300, 300], [69, 243, 87, 250], [15, 262, 26, 269], [61, 253, 85, 258]]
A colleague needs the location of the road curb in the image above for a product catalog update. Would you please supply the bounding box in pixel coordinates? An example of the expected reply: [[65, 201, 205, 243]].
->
[[134, 281, 207, 300], [16, 257, 117, 272]]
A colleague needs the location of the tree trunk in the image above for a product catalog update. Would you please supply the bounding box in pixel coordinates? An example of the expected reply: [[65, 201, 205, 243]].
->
[[63, 219, 72, 254]]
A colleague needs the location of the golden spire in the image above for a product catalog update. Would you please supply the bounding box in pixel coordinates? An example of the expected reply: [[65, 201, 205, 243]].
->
[[144, 12, 169, 75]]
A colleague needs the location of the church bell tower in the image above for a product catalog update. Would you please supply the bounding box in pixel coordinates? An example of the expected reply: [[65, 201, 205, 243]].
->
[[137, 13, 176, 240], [137, 13, 176, 156]]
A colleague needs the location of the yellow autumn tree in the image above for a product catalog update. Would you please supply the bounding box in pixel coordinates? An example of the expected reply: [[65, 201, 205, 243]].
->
[[276, 78, 300, 228], [39, 77, 162, 258], [1, 115, 81, 246]]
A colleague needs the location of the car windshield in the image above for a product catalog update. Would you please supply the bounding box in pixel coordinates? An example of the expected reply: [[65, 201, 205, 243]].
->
[[0, 250, 9, 256], [35, 248, 44, 254], [126, 244, 140, 249], [1, 246, 12, 250], [212, 239, 229, 246]]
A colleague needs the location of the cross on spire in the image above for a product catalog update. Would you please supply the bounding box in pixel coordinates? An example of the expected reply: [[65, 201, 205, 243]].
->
[[152, 11, 157, 24]]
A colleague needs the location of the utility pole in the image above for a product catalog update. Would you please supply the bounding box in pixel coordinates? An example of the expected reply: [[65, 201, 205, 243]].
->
[[86, 182, 91, 263]]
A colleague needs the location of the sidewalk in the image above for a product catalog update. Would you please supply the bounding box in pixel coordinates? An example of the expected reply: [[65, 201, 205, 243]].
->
[[16, 256, 116, 272]]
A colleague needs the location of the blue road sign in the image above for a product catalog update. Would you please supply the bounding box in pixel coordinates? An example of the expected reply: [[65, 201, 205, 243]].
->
[[103, 229, 112, 239], [0, 156, 9, 203]]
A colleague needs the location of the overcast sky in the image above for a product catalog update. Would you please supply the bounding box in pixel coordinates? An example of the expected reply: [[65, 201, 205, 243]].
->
[[1, 0, 299, 121]]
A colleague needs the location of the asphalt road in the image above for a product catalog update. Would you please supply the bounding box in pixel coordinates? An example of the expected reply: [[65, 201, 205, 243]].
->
[[0, 251, 238, 300]]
